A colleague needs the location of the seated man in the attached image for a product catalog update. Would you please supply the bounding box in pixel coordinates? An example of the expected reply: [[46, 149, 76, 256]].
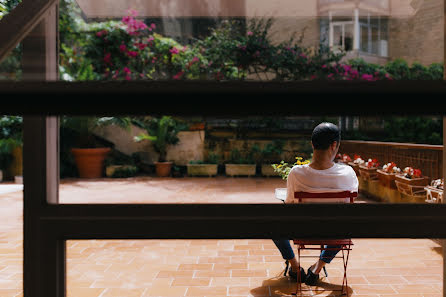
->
[[273, 122, 358, 285]]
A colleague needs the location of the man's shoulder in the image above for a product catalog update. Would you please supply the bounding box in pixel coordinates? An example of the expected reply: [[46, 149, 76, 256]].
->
[[334, 163, 357, 177]]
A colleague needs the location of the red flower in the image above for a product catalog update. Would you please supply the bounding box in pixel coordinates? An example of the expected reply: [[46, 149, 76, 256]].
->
[[413, 169, 422, 178]]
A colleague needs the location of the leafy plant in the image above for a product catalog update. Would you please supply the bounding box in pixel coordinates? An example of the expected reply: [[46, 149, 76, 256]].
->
[[61, 116, 132, 148], [272, 156, 310, 180], [134, 116, 186, 162]]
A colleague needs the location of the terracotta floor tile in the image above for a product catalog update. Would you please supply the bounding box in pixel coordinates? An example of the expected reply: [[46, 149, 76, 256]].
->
[[171, 278, 211, 286], [67, 287, 105, 297], [185, 286, 227, 296], [145, 286, 187, 296], [100, 288, 146, 297], [178, 263, 213, 271]]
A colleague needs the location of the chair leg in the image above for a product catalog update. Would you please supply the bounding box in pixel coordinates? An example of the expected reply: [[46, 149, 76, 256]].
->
[[341, 245, 351, 297], [296, 247, 301, 296]]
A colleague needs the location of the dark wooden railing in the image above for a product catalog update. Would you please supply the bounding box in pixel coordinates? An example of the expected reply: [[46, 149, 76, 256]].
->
[[339, 140, 443, 180]]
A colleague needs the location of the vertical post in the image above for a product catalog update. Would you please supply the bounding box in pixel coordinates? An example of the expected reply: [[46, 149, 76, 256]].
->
[[354, 8, 359, 51], [24, 117, 65, 297]]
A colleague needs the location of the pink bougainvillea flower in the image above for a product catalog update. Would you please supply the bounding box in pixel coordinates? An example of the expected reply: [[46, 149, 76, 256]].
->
[[361, 74, 374, 81], [123, 67, 131, 74], [103, 53, 112, 64], [327, 73, 334, 78], [173, 71, 184, 80], [192, 56, 199, 63], [322, 64, 327, 69], [119, 44, 127, 52], [169, 47, 180, 55], [127, 51, 138, 58], [310, 75, 317, 80], [247, 31, 253, 36], [150, 23, 156, 29]]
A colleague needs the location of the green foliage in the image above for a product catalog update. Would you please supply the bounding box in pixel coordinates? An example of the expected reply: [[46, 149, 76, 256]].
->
[[382, 116, 442, 145], [261, 140, 285, 163], [110, 165, 138, 178], [134, 116, 186, 162], [228, 148, 257, 164]]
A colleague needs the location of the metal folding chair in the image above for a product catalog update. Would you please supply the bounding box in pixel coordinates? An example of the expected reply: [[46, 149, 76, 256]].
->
[[292, 191, 357, 297]]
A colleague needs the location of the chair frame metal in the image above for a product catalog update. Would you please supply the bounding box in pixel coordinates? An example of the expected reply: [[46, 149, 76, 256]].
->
[[292, 191, 357, 297]]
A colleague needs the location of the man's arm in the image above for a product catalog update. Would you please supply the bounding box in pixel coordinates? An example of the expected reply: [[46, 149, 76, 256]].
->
[[285, 168, 297, 204]]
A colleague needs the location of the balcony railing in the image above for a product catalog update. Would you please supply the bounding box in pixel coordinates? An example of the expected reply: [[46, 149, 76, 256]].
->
[[339, 140, 443, 180]]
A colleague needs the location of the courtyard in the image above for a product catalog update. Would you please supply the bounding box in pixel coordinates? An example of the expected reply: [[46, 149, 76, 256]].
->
[[0, 177, 442, 297]]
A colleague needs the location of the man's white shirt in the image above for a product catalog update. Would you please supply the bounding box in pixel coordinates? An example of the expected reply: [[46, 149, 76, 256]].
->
[[285, 163, 359, 204]]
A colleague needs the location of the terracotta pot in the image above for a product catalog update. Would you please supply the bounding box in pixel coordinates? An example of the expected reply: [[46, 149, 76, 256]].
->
[[71, 148, 111, 178], [155, 161, 173, 177]]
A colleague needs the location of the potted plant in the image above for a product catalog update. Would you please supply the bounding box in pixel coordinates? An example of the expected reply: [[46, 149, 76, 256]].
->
[[376, 162, 401, 189], [187, 151, 219, 177], [0, 116, 22, 181], [272, 156, 310, 200], [224, 148, 257, 177], [62, 116, 131, 178], [395, 167, 430, 186], [348, 154, 364, 176], [259, 140, 284, 177], [358, 158, 379, 181], [134, 116, 183, 177], [336, 153, 352, 165], [395, 167, 430, 198], [0, 138, 20, 182]]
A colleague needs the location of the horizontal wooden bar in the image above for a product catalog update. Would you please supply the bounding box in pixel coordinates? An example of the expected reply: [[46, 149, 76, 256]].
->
[[1, 80, 446, 116], [39, 203, 446, 239]]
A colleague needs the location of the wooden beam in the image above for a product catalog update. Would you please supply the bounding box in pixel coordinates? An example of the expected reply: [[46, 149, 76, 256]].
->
[[0, 0, 57, 63]]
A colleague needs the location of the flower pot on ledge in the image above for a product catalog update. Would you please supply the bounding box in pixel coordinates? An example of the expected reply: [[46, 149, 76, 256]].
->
[[376, 169, 397, 189], [358, 165, 378, 181], [187, 164, 218, 177], [225, 164, 256, 177], [394, 174, 430, 198]]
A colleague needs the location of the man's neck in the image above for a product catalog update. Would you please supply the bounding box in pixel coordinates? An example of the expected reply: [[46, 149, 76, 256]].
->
[[310, 151, 334, 170]]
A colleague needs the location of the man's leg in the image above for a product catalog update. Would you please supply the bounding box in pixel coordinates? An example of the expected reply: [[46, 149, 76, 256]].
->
[[272, 239, 299, 273], [310, 244, 342, 274]]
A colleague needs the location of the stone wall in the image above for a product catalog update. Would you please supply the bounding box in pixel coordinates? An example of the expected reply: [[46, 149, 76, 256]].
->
[[94, 124, 313, 166]]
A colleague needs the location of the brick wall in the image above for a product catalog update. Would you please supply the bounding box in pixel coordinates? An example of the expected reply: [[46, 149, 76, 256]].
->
[[388, 0, 443, 65]]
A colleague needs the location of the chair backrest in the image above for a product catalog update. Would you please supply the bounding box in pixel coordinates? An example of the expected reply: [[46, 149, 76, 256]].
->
[[294, 191, 358, 203]]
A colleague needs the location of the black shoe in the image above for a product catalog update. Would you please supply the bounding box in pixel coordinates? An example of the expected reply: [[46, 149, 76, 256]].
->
[[288, 266, 306, 283], [305, 267, 319, 286]]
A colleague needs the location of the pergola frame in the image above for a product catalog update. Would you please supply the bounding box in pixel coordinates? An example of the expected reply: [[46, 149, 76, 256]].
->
[[0, 1, 445, 297]]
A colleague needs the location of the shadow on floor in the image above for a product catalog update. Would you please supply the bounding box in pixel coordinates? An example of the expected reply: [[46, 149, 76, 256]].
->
[[250, 275, 353, 297]]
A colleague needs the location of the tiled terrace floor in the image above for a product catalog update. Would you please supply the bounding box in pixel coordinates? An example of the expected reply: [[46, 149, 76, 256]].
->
[[0, 177, 442, 297]]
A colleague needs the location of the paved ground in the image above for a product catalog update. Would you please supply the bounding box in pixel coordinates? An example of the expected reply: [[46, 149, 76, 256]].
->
[[0, 177, 442, 297]]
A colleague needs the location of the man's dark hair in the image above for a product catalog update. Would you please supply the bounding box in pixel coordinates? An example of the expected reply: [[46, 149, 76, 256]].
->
[[311, 122, 341, 150]]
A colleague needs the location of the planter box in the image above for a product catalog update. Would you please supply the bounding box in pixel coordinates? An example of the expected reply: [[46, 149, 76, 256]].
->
[[358, 166, 378, 181], [261, 164, 281, 177], [187, 164, 218, 177], [394, 174, 430, 197], [376, 169, 397, 189], [395, 174, 430, 186], [225, 164, 256, 177]]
